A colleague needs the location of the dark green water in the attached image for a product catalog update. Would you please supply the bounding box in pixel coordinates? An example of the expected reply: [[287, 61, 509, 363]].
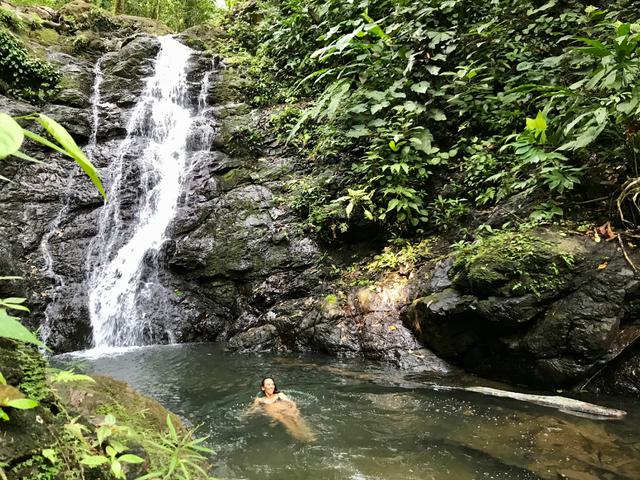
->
[[56, 344, 640, 480]]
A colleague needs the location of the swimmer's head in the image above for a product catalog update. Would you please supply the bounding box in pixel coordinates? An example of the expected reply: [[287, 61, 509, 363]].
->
[[260, 377, 279, 397]]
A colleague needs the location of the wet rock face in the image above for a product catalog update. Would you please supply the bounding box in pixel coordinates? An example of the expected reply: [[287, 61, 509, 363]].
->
[[0, 4, 452, 372], [587, 337, 640, 397], [1, 26, 406, 368], [402, 229, 640, 394]]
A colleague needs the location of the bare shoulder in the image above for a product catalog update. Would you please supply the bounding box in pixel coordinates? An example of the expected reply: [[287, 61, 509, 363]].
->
[[278, 392, 291, 400]]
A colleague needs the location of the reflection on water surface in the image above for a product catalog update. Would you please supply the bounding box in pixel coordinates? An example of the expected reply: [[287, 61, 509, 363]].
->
[[55, 344, 640, 480]]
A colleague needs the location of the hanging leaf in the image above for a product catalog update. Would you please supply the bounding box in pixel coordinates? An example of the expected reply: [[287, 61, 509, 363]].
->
[[5, 398, 39, 409], [11, 150, 43, 164], [119, 454, 145, 464], [345, 201, 354, 217], [0, 113, 24, 159], [29, 114, 106, 200], [411, 81, 430, 94], [42, 449, 58, 465], [80, 455, 109, 466], [166, 415, 178, 442], [0, 308, 43, 347]]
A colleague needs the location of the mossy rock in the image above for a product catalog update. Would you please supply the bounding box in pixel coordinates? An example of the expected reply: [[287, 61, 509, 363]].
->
[[58, 0, 172, 36], [220, 167, 253, 190], [178, 23, 227, 50], [211, 64, 254, 103], [53, 374, 185, 436], [452, 229, 584, 297], [34, 27, 59, 45]]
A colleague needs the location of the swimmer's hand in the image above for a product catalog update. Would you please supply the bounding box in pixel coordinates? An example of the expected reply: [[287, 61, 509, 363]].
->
[[240, 398, 262, 419]]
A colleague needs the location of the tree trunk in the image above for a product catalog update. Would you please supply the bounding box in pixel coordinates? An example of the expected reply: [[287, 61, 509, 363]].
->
[[183, 0, 198, 29], [114, 0, 126, 15], [152, 0, 161, 19]]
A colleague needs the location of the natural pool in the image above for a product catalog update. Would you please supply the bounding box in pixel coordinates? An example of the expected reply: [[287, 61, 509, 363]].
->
[[56, 344, 640, 480]]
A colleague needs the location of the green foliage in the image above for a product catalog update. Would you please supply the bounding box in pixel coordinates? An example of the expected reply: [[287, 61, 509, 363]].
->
[[367, 238, 434, 272], [80, 438, 144, 480], [137, 415, 215, 480], [0, 111, 106, 199], [452, 228, 577, 296], [0, 28, 60, 102], [8, 453, 61, 480], [0, 300, 42, 347], [0, 371, 39, 422], [48, 368, 97, 384], [281, 174, 346, 236], [89, 0, 221, 31], [219, 0, 640, 234], [16, 342, 49, 400], [0, 7, 25, 31], [332, 237, 434, 288]]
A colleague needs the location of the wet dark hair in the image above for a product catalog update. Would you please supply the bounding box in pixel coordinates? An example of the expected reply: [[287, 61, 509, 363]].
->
[[260, 377, 279, 396]]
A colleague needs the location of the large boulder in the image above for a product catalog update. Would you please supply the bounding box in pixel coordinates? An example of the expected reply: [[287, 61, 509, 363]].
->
[[402, 228, 640, 393]]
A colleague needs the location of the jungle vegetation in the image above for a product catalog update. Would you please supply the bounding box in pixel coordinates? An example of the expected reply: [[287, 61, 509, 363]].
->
[[211, 0, 640, 238], [7, 0, 640, 238]]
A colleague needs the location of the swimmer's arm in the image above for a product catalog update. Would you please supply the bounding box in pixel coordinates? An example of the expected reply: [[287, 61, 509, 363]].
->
[[241, 398, 262, 418], [278, 393, 300, 411]]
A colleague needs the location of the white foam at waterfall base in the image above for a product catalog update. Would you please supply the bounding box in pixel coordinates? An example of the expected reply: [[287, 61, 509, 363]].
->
[[87, 36, 198, 348]]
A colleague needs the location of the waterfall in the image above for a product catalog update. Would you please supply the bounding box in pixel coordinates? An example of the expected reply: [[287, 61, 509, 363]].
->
[[38, 205, 69, 347], [88, 56, 105, 155], [86, 36, 212, 349], [39, 57, 108, 347]]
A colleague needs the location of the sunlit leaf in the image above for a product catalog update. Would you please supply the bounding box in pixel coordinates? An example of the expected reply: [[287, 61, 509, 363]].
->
[[6, 398, 38, 409], [0, 113, 23, 159], [30, 114, 106, 200], [0, 308, 43, 346], [80, 455, 109, 466], [525, 111, 547, 132], [119, 454, 145, 464]]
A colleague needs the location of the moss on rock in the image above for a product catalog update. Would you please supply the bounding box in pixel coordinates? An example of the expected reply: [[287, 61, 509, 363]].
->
[[452, 228, 583, 297], [33, 27, 59, 45], [0, 339, 212, 480], [58, 0, 172, 37]]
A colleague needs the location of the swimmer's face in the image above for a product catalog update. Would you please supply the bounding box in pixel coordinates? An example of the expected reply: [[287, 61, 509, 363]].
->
[[262, 378, 276, 396]]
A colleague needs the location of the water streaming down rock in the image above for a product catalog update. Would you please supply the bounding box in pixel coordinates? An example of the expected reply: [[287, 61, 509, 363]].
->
[[39, 205, 70, 346], [88, 56, 105, 156], [86, 36, 214, 348]]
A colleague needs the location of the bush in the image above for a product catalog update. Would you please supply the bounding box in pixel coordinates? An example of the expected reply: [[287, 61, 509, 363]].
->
[[0, 29, 60, 102], [217, 0, 640, 234]]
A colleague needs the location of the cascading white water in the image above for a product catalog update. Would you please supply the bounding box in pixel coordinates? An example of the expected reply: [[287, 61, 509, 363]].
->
[[88, 57, 105, 155], [87, 36, 205, 349]]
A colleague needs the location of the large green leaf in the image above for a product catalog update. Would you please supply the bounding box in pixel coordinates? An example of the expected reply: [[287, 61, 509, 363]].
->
[[0, 308, 43, 347], [80, 455, 109, 466], [31, 114, 106, 200], [119, 454, 145, 464], [6, 398, 38, 409], [0, 113, 24, 159]]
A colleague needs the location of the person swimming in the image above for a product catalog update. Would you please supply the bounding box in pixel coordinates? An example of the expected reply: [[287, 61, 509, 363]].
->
[[245, 377, 316, 442]]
